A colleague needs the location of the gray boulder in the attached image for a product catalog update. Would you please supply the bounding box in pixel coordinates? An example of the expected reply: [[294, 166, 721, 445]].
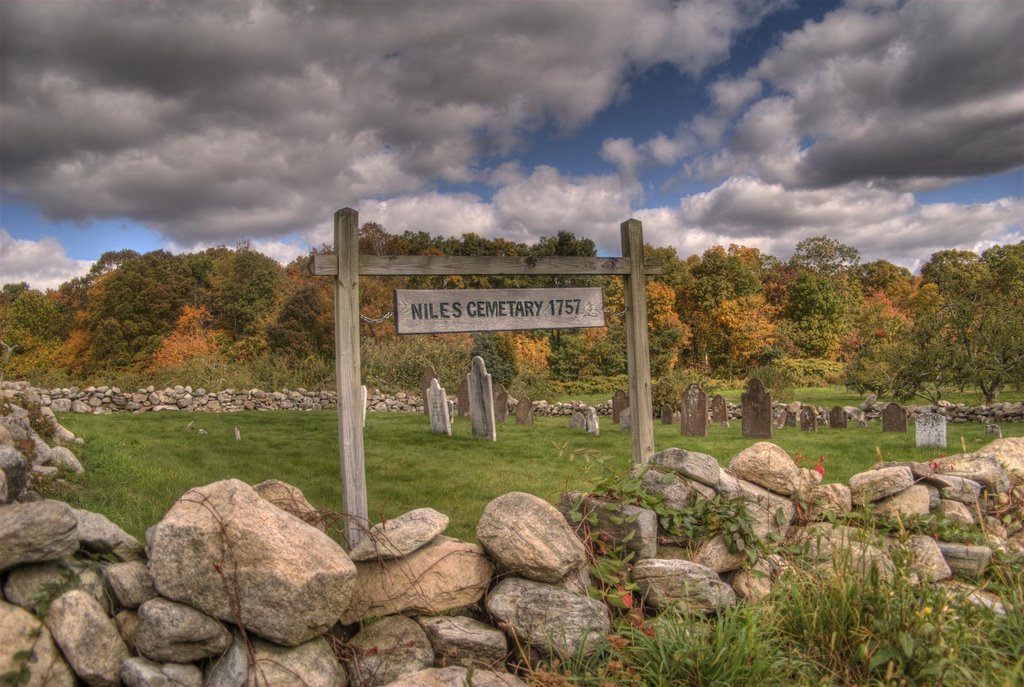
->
[[906, 535, 952, 582], [73, 508, 144, 561], [477, 491, 587, 583], [253, 478, 325, 530], [206, 632, 344, 687], [933, 453, 1011, 494], [346, 615, 434, 687], [0, 446, 29, 500], [147, 478, 356, 646], [650, 448, 721, 487], [104, 560, 158, 609], [3, 561, 108, 612], [47, 446, 84, 474], [121, 657, 202, 687], [486, 577, 609, 659], [134, 597, 232, 663], [418, 615, 509, 669], [631, 559, 736, 612], [805, 483, 853, 521], [873, 485, 932, 517], [926, 475, 981, 504], [978, 437, 1024, 485], [558, 492, 657, 560], [937, 542, 992, 577], [849, 466, 914, 504], [640, 468, 716, 511], [728, 442, 800, 496], [380, 667, 527, 687], [0, 499, 79, 571], [348, 507, 449, 561], [45, 589, 130, 687], [0, 600, 76, 687]]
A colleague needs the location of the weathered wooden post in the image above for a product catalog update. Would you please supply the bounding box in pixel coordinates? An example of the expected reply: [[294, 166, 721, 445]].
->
[[333, 208, 368, 546], [621, 219, 654, 464]]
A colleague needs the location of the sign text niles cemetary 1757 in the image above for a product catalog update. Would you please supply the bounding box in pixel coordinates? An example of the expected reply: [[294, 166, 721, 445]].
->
[[394, 287, 605, 334]]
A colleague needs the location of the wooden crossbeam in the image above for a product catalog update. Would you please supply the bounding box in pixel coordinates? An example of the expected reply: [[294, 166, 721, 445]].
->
[[309, 253, 662, 277]]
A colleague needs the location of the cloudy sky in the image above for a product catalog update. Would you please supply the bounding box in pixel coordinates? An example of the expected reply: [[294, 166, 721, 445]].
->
[[2, 0, 1022, 290]]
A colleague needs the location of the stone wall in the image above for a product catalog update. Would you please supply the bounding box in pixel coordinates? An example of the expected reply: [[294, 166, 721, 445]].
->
[[1, 390, 1023, 686], [4, 380, 1022, 423]]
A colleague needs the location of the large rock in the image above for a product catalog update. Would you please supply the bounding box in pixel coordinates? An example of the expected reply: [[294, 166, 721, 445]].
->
[[979, 437, 1024, 485], [134, 597, 232, 663], [48, 446, 85, 474], [121, 658, 202, 687], [631, 559, 736, 612], [104, 560, 158, 609], [476, 491, 587, 583], [640, 468, 716, 511], [926, 475, 982, 504], [380, 667, 527, 687], [0, 446, 29, 500], [346, 615, 434, 687], [716, 472, 796, 526], [147, 478, 356, 646], [486, 577, 609, 659], [3, 561, 107, 611], [558, 492, 657, 560], [937, 542, 992, 577], [937, 499, 975, 523], [649, 448, 721, 487], [805, 483, 853, 521], [0, 499, 79, 571], [418, 615, 509, 669], [728, 442, 800, 496], [73, 508, 144, 561], [906, 535, 952, 582], [932, 453, 1011, 494], [0, 600, 75, 687], [791, 524, 895, 581], [873, 484, 932, 517], [341, 536, 492, 624], [348, 507, 449, 561], [253, 478, 325, 531], [849, 466, 914, 504], [45, 589, 130, 687], [206, 632, 344, 687]]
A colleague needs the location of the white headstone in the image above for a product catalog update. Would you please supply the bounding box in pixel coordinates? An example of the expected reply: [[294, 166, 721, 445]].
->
[[360, 384, 368, 426], [915, 412, 947, 448], [467, 356, 496, 441], [426, 378, 452, 436], [585, 406, 600, 436]]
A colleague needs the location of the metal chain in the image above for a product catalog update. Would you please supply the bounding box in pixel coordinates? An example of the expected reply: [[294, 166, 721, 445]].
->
[[359, 311, 394, 324], [604, 305, 629, 318]]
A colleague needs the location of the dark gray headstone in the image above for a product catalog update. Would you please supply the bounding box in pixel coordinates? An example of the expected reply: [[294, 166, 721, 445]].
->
[[515, 396, 534, 426], [828, 405, 848, 429], [710, 395, 728, 424], [741, 378, 772, 439], [915, 412, 946, 448], [419, 365, 438, 416], [785, 410, 797, 427], [772, 405, 787, 430], [568, 412, 587, 431], [680, 383, 708, 437], [456, 379, 470, 417], [493, 383, 509, 423], [661, 404, 674, 425], [881, 402, 907, 433], [612, 390, 629, 425], [467, 356, 496, 441], [799, 405, 817, 432], [426, 378, 451, 436], [619, 411, 631, 433]]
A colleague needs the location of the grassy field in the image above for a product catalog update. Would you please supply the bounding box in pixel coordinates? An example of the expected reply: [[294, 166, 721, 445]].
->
[[51, 408, 1023, 543]]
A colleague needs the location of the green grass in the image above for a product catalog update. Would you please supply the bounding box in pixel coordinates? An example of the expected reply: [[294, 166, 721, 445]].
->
[[50, 409, 1023, 544]]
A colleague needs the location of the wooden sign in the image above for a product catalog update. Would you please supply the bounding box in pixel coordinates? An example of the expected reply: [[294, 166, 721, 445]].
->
[[394, 287, 605, 334]]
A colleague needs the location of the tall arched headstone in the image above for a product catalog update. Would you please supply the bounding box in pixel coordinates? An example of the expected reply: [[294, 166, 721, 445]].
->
[[419, 365, 438, 416], [612, 389, 629, 425], [467, 356, 496, 441], [882, 402, 907, 433], [426, 378, 451, 436], [741, 378, 772, 439], [515, 396, 534, 426], [710, 394, 728, 425], [828, 405, 848, 429], [680, 383, 708, 437]]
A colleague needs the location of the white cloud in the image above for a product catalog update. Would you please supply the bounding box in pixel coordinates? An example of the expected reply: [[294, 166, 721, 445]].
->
[[0, 228, 92, 291]]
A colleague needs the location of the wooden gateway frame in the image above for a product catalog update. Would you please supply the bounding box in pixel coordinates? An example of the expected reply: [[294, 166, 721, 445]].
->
[[310, 207, 661, 544]]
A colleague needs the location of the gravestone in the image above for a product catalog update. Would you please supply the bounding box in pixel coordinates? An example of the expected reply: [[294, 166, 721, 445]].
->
[[569, 412, 587, 431], [426, 378, 451, 436], [585, 406, 600, 436], [661, 404, 674, 425], [493, 383, 509, 423], [710, 395, 728, 425], [772, 405, 788, 430], [419, 365, 438, 416], [467, 356, 496, 441], [456, 379, 470, 417], [785, 410, 797, 427], [915, 412, 946, 448], [741, 378, 772, 439], [881, 402, 907, 433], [829, 405, 848, 429], [619, 411, 631, 433], [799, 405, 817, 432], [361, 384, 368, 425], [612, 390, 629, 425], [986, 423, 1003, 438], [515, 396, 534, 426], [680, 383, 708, 437]]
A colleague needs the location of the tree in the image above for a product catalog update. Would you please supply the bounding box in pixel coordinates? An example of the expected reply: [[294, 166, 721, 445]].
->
[[210, 245, 285, 341], [790, 236, 860, 279], [267, 284, 334, 359], [784, 271, 847, 359], [150, 305, 220, 370]]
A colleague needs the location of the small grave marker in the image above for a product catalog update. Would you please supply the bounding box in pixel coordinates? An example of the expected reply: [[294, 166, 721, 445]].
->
[[426, 378, 451, 436], [467, 356, 496, 441], [772, 406, 787, 430], [515, 396, 534, 425], [915, 412, 946, 448], [612, 389, 629, 425], [456, 379, 470, 417], [661, 404, 674, 425], [419, 366, 438, 416], [741, 378, 773, 439], [680, 383, 708, 437], [799, 405, 817, 432], [710, 395, 728, 425], [585, 406, 600, 436], [493, 383, 509, 423], [882, 402, 907, 433], [620, 411, 632, 433], [829, 405, 848, 429]]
